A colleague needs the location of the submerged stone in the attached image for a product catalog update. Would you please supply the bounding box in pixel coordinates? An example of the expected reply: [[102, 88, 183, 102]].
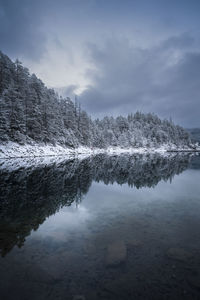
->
[[73, 295, 85, 300], [105, 240, 127, 266], [127, 238, 142, 248], [188, 274, 200, 290], [84, 242, 96, 255], [167, 248, 192, 262]]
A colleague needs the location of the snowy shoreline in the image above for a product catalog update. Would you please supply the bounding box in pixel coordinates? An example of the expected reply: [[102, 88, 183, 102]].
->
[[0, 142, 199, 159]]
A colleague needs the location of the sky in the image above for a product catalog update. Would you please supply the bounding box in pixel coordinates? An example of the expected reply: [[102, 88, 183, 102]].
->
[[0, 0, 200, 127]]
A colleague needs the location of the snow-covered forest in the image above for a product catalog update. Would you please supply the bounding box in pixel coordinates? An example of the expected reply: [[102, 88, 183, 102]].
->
[[0, 51, 192, 150]]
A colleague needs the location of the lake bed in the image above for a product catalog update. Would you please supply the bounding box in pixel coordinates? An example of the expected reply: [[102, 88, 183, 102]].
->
[[0, 153, 200, 300]]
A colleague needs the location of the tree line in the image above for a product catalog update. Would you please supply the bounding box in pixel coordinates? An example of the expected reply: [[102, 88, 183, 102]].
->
[[0, 51, 191, 148]]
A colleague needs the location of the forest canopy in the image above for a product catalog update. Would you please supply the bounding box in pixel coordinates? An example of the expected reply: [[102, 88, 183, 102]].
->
[[0, 51, 191, 149]]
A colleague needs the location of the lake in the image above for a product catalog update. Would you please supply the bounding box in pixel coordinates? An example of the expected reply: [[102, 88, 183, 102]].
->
[[0, 153, 200, 300]]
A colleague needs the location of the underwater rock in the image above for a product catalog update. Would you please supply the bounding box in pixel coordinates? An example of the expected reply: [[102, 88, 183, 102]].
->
[[73, 295, 85, 300], [167, 248, 192, 262], [84, 242, 96, 255], [188, 273, 200, 290], [127, 238, 142, 248], [106, 240, 127, 266]]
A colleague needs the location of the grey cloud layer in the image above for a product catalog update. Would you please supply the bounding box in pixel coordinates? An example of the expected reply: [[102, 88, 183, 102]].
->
[[79, 35, 200, 127], [1, 0, 200, 127], [0, 0, 46, 60]]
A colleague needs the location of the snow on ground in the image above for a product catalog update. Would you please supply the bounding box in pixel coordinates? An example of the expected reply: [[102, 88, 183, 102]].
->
[[0, 141, 199, 160], [0, 142, 199, 172]]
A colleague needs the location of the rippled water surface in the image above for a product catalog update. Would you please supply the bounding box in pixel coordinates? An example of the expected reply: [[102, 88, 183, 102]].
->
[[0, 153, 200, 300]]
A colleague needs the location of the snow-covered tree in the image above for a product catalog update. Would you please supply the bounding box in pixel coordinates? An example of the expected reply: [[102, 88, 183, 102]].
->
[[0, 51, 192, 149]]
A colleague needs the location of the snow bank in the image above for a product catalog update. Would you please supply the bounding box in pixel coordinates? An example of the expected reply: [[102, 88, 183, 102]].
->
[[0, 142, 199, 160]]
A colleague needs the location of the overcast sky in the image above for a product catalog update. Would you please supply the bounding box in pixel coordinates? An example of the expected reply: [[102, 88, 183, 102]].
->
[[0, 0, 200, 127]]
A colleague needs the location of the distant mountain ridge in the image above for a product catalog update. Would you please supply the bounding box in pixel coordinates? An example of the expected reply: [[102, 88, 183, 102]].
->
[[0, 50, 194, 151]]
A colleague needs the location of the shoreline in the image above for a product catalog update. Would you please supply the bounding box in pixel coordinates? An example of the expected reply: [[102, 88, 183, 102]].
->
[[167, 150, 200, 152], [0, 142, 199, 159]]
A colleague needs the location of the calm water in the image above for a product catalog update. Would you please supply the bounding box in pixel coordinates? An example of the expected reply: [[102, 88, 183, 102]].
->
[[0, 153, 200, 300]]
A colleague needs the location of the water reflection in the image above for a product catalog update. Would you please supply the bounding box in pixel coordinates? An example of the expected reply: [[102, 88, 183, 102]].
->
[[0, 153, 193, 256]]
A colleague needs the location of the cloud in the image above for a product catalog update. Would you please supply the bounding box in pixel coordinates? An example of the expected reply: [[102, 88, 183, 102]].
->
[[1, 0, 200, 127], [55, 84, 79, 99], [0, 0, 46, 60], [79, 34, 200, 127]]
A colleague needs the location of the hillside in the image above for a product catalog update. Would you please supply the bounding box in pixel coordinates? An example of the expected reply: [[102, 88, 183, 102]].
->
[[0, 51, 195, 157]]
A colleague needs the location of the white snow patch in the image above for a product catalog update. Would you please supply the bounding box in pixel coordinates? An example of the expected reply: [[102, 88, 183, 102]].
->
[[0, 142, 199, 160]]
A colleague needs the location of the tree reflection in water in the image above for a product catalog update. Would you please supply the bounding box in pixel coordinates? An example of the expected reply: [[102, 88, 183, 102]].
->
[[0, 153, 192, 256]]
